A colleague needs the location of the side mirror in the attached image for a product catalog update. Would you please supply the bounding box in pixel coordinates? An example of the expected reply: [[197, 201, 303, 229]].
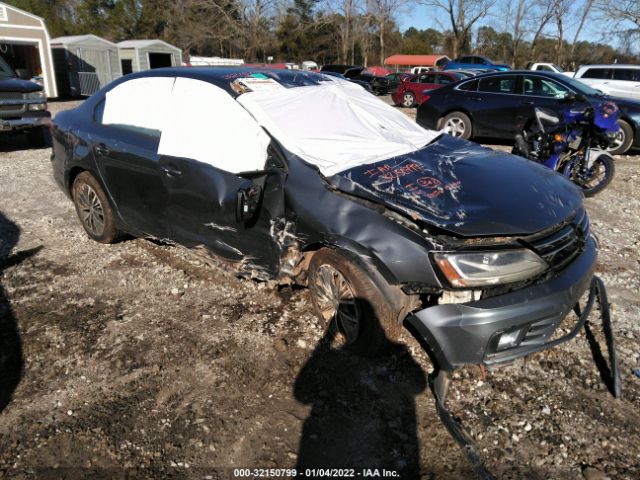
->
[[15, 68, 31, 80], [235, 184, 262, 223]]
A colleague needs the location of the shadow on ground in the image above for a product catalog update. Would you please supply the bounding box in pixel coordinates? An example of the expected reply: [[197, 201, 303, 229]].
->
[[294, 299, 427, 477]]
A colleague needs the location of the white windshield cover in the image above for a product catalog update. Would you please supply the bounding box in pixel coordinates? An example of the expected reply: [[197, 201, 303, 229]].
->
[[238, 81, 438, 176]]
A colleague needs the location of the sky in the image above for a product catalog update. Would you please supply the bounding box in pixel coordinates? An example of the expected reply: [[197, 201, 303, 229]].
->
[[395, 0, 625, 49]]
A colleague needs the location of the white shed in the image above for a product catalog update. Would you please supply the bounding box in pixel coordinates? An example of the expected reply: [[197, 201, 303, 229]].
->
[[51, 34, 121, 97], [117, 39, 182, 74], [0, 1, 57, 97]]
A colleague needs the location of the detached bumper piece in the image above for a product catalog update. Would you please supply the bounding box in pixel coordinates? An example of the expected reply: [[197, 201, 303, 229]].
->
[[421, 276, 620, 480]]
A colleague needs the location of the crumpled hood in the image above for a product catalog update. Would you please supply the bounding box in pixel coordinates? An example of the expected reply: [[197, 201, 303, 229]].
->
[[328, 135, 583, 237], [0, 77, 42, 93]]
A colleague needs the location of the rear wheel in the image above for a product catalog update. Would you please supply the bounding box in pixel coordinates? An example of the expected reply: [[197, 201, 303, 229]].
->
[[307, 248, 402, 356], [607, 119, 633, 155], [72, 172, 121, 243], [402, 91, 416, 107], [440, 111, 472, 139]]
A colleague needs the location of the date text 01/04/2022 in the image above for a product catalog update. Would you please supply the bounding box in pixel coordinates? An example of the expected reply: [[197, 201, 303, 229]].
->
[[233, 468, 400, 477]]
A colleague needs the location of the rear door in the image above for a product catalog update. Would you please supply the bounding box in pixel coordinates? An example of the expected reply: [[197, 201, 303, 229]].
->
[[610, 68, 640, 99], [91, 76, 174, 238], [469, 74, 519, 137]]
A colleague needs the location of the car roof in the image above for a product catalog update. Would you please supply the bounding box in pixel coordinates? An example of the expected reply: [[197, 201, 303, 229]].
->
[[577, 64, 640, 69], [126, 66, 330, 96]]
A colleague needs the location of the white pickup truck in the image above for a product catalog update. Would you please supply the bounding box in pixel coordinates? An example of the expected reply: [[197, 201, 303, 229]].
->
[[527, 62, 574, 76]]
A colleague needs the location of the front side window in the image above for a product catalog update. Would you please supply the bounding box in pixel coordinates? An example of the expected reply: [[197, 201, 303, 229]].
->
[[458, 79, 479, 91], [0, 55, 15, 79], [478, 76, 516, 93], [522, 75, 571, 98]]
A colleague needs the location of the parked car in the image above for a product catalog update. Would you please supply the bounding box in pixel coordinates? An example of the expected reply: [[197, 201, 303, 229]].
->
[[385, 72, 412, 91], [0, 54, 50, 146], [321, 64, 390, 95], [391, 71, 466, 107], [443, 55, 510, 72], [572, 64, 640, 100], [416, 70, 640, 155], [321, 70, 373, 92], [52, 68, 597, 375]]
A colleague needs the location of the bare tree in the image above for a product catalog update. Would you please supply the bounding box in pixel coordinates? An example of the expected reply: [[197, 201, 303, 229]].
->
[[422, 0, 496, 58], [568, 0, 594, 68], [325, 0, 362, 63], [242, 0, 276, 61], [370, 0, 407, 65], [510, 0, 526, 67], [528, 0, 557, 61]]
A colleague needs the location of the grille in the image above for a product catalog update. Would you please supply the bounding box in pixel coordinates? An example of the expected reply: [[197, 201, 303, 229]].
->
[[528, 209, 588, 270], [0, 92, 26, 115]]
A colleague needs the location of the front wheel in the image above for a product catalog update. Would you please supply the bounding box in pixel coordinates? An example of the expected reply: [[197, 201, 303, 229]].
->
[[563, 154, 615, 197], [307, 248, 402, 356]]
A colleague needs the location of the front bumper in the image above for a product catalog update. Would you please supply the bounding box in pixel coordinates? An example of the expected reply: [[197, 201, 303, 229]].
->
[[0, 111, 51, 131], [406, 236, 597, 371]]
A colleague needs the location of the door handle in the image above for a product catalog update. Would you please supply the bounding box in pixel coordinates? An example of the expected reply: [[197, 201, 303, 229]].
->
[[161, 166, 182, 177], [470, 97, 482, 101], [94, 143, 110, 156], [519, 101, 534, 105]]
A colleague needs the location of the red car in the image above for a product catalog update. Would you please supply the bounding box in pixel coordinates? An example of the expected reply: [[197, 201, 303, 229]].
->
[[392, 71, 466, 107]]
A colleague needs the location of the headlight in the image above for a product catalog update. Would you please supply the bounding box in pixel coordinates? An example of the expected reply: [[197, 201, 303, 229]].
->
[[28, 103, 47, 111], [433, 249, 548, 288]]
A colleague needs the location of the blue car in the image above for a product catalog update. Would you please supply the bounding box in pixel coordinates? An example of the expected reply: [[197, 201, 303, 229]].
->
[[443, 55, 510, 72]]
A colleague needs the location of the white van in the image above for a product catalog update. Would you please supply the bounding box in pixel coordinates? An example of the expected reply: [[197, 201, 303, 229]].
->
[[573, 65, 640, 99]]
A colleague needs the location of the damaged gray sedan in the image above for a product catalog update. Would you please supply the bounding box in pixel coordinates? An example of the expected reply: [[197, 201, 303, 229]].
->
[[51, 68, 599, 373]]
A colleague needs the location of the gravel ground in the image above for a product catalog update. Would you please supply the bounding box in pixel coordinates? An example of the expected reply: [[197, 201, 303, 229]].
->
[[0, 98, 638, 480]]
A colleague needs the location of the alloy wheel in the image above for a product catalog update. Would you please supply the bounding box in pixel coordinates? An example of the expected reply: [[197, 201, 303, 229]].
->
[[402, 93, 415, 107], [607, 129, 625, 152], [443, 117, 466, 137], [77, 184, 105, 237], [313, 264, 361, 346]]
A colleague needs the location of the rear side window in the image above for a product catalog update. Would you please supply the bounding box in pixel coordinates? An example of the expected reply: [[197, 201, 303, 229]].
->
[[458, 79, 478, 91], [583, 68, 611, 79], [479, 76, 516, 93], [612, 69, 637, 81]]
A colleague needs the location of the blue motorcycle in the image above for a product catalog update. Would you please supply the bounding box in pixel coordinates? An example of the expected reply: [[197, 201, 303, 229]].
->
[[512, 99, 618, 197]]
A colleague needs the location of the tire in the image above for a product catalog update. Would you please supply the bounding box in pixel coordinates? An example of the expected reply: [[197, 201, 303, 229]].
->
[[401, 91, 416, 108], [27, 126, 51, 148], [71, 171, 121, 243], [307, 248, 402, 356], [440, 111, 472, 139], [563, 154, 615, 197], [607, 119, 633, 155]]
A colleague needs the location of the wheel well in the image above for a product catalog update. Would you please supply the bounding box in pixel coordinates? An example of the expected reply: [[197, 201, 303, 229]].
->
[[66, 167, 86, 196]]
